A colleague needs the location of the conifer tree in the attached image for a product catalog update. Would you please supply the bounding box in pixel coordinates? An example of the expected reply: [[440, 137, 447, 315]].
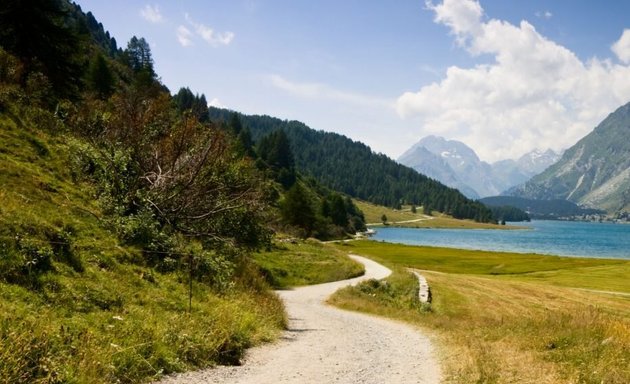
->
[[281, 183, 315, 237], [87, 53, 114, 99]]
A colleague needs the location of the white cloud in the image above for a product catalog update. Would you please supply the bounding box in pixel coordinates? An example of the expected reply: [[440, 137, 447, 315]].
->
[[269, 74, 393, 109], [535, 10, 553, 19], [177, 26, 193, 47], [425, 0, 483, 46], [185, 13, 234, 46], [398, 0, 630, 162], [140, 4, 163, 23], [612, 29, 630, 64]]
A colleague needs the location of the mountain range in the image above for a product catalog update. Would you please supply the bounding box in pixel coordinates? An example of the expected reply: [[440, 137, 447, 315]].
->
[[508, 101, 630, 213], [398, 135, 560, 199]]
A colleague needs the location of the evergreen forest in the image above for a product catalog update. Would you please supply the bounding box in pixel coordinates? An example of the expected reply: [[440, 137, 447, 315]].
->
[[208, 108, 495, 223]]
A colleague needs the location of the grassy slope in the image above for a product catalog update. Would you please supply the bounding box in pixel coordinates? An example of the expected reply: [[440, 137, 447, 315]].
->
[[0, 114, 285, 383], [330, 241, 630, 383], [252, 240, 364, 288], [355, 200, 522, 229]]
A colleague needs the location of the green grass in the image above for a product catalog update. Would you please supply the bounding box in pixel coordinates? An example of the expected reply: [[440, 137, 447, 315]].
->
[[338, 241, 630, 291], [355, 200, 422, 224], [252, 239, 364, 288], [0, 112, 286, 383], [330, 240, 630, 383], [355, 200, 521, 229], [0, 266, 285, 383]]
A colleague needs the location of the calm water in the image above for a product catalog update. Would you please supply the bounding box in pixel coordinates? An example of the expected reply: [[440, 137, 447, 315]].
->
[[371, 220, 630, 259]]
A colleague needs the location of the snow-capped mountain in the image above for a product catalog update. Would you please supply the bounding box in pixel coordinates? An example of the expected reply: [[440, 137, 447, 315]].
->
[[398, 144, 481, 198], [398, 135, 560, 199], [516, 149, 562, 175]]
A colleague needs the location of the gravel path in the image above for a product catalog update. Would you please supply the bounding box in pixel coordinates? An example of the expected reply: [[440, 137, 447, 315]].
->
[[157, 255, 441, 384]]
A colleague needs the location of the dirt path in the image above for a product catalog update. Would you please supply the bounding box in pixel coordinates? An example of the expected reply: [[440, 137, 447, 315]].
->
[[157, 255, 441, 384], [366, 216, 434, 226]]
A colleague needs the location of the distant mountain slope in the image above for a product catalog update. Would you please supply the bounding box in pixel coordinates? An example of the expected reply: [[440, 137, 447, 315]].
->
[[208, 108, 494, 222], [509, 102, 630, 212], [515, 149, 562, 175], [398, 136, 559, 198], [480, 196, 603, 219], [491, 149, 562, 193]]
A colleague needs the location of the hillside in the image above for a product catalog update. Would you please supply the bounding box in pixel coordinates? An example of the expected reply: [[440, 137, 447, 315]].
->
[[509, 102, 630, 213], [480, 196, 604, 219], [0, 1, 363, 382], [0, 108, 288, 382], [355, 200, 514, 229], [208, 108, 495, 223]]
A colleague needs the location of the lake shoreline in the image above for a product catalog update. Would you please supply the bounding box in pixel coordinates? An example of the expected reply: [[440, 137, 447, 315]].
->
[[370, 220, 630, 260]]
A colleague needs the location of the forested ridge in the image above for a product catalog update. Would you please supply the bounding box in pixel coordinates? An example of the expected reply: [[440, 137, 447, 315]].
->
[[209, 108, 495, 223]]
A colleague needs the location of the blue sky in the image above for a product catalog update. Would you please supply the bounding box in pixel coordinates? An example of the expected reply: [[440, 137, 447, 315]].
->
[[74, 0, 630, 162]]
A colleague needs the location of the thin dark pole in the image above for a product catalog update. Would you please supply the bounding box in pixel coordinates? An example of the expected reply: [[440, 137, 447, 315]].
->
[[188, 252, 193, 313]]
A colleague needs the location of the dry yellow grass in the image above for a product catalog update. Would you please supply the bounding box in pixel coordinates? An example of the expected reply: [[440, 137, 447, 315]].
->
[[431, 273, 630, 383], [329, 242, 630, 383]]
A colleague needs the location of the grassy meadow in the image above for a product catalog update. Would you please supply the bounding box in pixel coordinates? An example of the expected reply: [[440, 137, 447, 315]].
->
[[252, 239, 364, 288], [330, 240, 630, 383], [355, 200, 521, 229]]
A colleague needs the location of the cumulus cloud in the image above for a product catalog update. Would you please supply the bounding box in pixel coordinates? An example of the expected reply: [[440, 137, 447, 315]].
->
[[612, 29, 630, 64], [184, 14, 234, 46], [426, 0, 483, 46], [177, 25, 193, 47], [140, 4, 163, 23], [398, 0, 630, 162], [269, 74, 393, 108]]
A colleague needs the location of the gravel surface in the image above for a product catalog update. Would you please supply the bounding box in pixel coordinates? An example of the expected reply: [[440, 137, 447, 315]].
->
[[157, 255, 441, 384]]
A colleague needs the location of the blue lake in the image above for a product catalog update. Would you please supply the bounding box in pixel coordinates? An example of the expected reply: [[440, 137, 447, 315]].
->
[[371, 220, 630, 260]]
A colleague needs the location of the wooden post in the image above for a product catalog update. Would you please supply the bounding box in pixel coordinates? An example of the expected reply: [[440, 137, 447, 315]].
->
[[188, 252, 193, 313]]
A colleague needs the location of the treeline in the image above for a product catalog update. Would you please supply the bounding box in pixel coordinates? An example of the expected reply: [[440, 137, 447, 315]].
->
[[208, 109, 495, 223], [487, 206, 531, 223], [480, 196, 604, 219], [224, 115, 367, 239]]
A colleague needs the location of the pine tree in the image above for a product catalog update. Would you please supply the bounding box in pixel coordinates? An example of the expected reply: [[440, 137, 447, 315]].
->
[[229, 112, 243, 135], [329, 193, 348, 227], [125, 36, 154, 75], [87, 54, 114, 99], [281, 183, 315, 237], [0, 0, 85, 99]]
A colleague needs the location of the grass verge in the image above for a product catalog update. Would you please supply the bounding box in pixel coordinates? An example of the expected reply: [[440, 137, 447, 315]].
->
[[252, 239, 364, 288], [330, 241, 630, 383]]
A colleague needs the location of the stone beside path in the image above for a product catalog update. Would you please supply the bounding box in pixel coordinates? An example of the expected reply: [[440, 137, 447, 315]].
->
[[411, 271, 431, 303]]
